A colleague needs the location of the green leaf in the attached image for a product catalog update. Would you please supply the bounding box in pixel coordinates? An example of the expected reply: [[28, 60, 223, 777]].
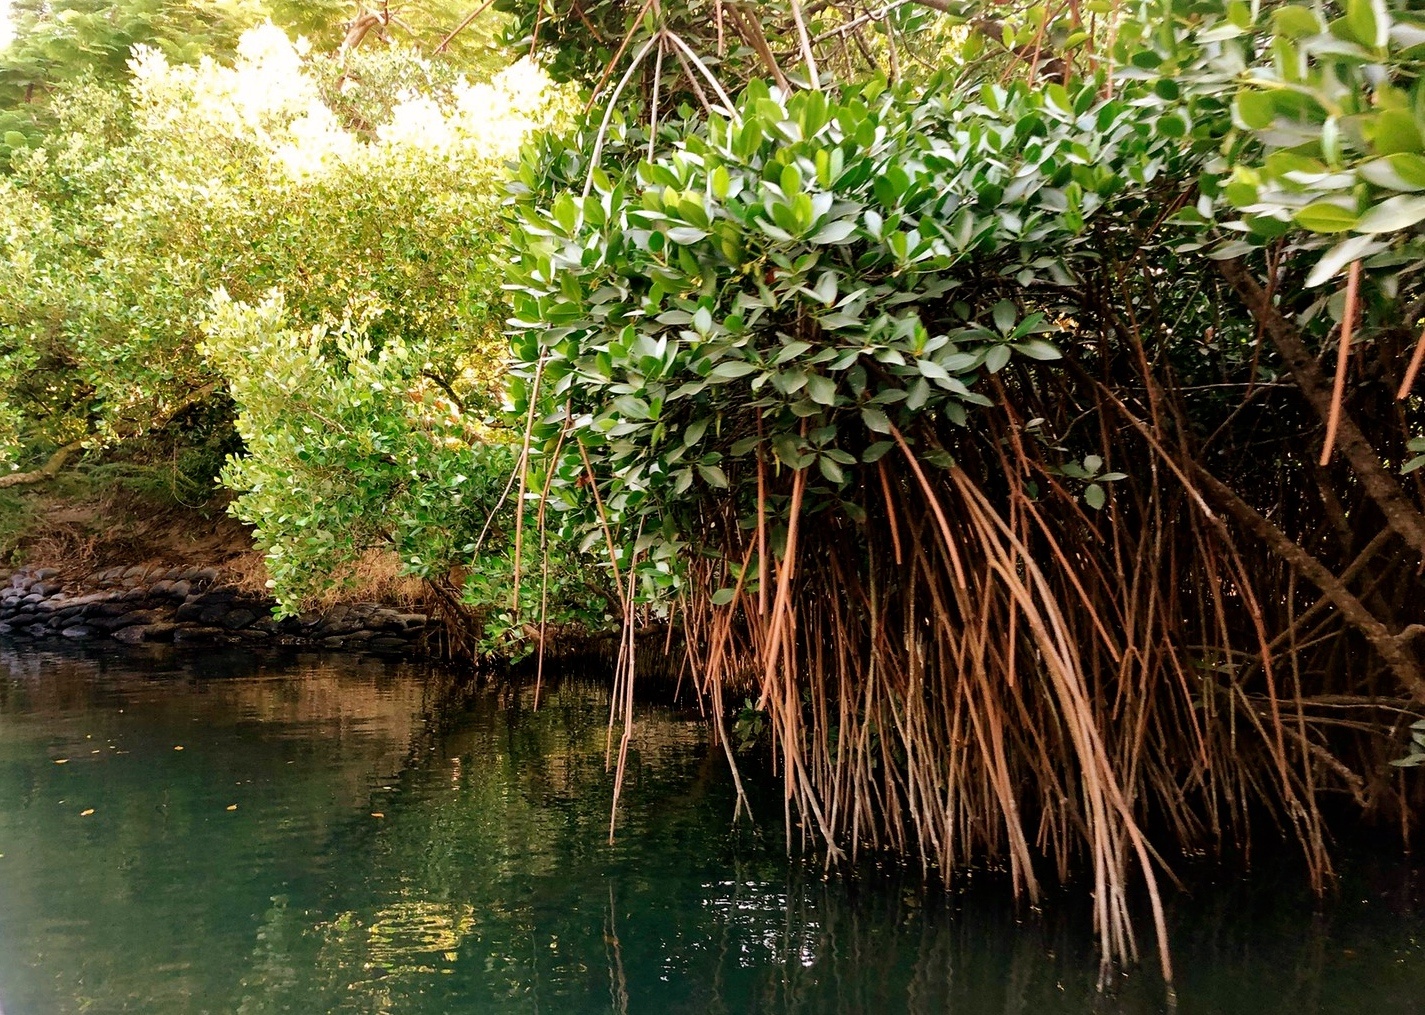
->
[[992, 300, 1017, 334], [1235, 89, 1276, 130], [697, 463, 729, 489], [1273, 6, 1324, 38], [1084, 483, 1106, 510], [711, 166, 731, 200], [1343, 0, 1387, 48], [1304, 234, 1382, 287], [709, 360, 759, 380], [1372, 109, 1425, 156], [1359, 154, 1425, 192], [861, 405, 891, 433], [818, 456, 846, 484], [667, 226, 709, 244], [1354, 194, 1425, 233], [863, 440, 894, 462], [809, 219, 857, 244], [710, 587, 736, 606], [1010, 338, 1062, 361], [806, 373, 838, 405], [683, 416, 711, 447], [781, 163, 802, 196], [1294, 202, 1360, 233]]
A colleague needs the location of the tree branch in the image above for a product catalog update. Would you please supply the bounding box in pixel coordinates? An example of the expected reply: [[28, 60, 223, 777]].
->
[[1218, 256, 1425, 561], [0, 440, 86, 490]]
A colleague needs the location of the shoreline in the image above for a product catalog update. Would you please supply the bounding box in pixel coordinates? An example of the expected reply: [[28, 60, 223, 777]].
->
[[0, 564, 439, 656]]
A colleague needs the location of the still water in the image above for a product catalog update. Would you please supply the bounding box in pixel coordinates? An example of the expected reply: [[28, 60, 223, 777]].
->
[[0, 645, 1422, 1014]]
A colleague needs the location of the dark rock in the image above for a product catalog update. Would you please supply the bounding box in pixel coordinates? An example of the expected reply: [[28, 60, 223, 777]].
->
[[173, 626, 225, 645], [345, 629, 374, 642], [114, 610, 162, 629], [0, 622, 11, 636], [33, 568, 59, 580], [174, 601, 206, 622], [148, 580, 175, 597], [191, 567, 220, 586], [369, 636, 409, 651], [31, 582, 60, 597], [322, 636, 346, 648], [142, 623, 178, 642], [237, 629, 270, 641], [122, 565, 148, 579], [168, 580, 192, 598], [198, 605, 229, 626], [221, 609, 257, 631], [112, 625, 148, 644], [20, 594, 42, 606]]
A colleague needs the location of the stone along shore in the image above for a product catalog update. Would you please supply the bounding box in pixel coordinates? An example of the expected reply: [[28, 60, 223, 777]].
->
[[0, 565, 435, 652]]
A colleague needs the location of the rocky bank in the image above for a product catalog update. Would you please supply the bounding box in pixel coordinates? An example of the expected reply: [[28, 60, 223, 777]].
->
[[0, 564, 437, 653]]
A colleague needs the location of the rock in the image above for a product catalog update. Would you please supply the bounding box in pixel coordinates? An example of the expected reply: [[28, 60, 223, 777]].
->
[[0, 622, 11, 636], [142, 623, 178, 642], [369, 636, 409, 651], [112, 625, 148, 644], [191, 567, 220, 586], [173, 626, 225, 645], [174, 601, 206, 623], [198, 605, 229, 626], [31, 582, 61, 597], [122, 565, 148, 579], [322, 636, 346, 648], [33, 568, 59, 580], [345, 629, 374, 642], [221, 609, 257, 631], [148, 580, 175, 597], [20, 593, 42, 606], [114, 610, 162, 629], [168, 580, 192, 598]]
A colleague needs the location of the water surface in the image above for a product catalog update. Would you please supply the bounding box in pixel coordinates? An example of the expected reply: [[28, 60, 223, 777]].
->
[[0, 644, 1421, 1014]]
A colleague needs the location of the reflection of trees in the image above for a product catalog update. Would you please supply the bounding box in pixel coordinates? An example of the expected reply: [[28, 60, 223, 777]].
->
[[5, 651, 1425, 1014]]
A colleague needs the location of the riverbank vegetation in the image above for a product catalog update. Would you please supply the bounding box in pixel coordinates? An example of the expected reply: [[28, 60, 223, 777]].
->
[[4, 0, 1425, 981]]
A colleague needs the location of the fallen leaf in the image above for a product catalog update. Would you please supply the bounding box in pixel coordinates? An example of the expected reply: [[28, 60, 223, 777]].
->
[[80, 809, 94, 817], [226, 804, 238, 811], [371, 812, 385, 819], [53, 759, 69, 765], [173, 746, 184, 751]]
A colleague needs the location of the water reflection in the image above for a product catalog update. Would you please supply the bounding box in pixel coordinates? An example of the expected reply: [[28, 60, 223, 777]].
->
[[0, 644, 1422, 1014]]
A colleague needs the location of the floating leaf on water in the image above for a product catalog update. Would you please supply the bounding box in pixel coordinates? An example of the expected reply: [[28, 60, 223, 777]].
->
[[173, 746, 184, 751], [371, 812, 385, 818], [53, 759, 69, 765], [80, 809, 94, 817], [226, 805, 238, 811]]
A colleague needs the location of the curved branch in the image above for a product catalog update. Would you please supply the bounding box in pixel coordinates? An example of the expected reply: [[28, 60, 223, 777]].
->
[[0, 440, 86, 489]]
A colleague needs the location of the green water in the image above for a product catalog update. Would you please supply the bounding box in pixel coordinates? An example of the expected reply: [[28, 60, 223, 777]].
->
[[0, 646, 1422, 1014]]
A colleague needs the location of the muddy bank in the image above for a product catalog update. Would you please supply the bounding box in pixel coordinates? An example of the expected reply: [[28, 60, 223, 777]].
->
[[0, 564, 439, 655]]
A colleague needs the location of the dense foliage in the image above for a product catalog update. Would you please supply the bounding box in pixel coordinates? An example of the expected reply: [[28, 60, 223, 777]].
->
[[7, 0, 1425, 981]]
